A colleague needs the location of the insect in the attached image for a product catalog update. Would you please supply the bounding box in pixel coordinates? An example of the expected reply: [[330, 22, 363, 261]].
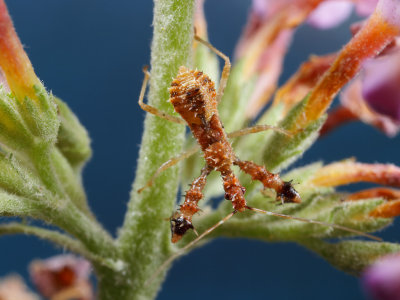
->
[[138, 35, 380, 283]]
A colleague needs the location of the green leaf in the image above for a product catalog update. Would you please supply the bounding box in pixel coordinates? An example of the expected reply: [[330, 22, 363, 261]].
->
[[0, 152, 48, 200], [219, 59, 257, 133], [303, 239, 400, 276], [263, 95, 326, 172], [234, 103, 285, 163], [0, 87, 33, 150], [16, 85, 59, 145], [0, 192, 43, 217], [194, 193, 390, 243]]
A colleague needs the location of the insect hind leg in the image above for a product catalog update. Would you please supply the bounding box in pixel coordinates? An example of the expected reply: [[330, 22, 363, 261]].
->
[[234, 159, 301, 204]]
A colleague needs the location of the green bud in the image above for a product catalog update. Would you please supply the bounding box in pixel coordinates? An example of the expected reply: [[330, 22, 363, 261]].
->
[[304, 239, 400, 276], [16, 85, 60, 145], [55, 97, 92, 168]]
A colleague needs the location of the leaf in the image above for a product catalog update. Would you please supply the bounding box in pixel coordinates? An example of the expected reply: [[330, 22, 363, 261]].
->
[[263, 95, 326, 172], [0, 192, 43, 217], [219, 59, 257, 133], [303, 239, 400, 276], [196, 193, 390, 242]]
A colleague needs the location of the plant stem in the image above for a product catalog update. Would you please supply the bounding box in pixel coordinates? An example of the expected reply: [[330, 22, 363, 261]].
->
[[113, 0, 195, 299]]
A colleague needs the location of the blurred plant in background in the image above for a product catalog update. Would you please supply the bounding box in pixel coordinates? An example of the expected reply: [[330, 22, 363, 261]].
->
[[0, 0, 399, 299]]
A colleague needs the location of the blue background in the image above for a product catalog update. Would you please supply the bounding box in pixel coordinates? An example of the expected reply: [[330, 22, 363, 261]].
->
[[2, 1, 400, 299]]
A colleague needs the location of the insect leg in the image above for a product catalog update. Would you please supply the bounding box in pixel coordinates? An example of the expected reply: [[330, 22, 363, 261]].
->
[[137, 145, 200, 193], [145, 210, 237, 287], [194, 35, 231, 104], [138, 66, 186, 125], [227, 124, 292, 139], [171, 165, 213, 243], [246, 206, 381, 241], [234, 159, 301, 204]]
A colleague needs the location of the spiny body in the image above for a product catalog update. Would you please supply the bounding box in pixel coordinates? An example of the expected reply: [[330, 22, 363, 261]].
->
[[168, 66, 301, 243]]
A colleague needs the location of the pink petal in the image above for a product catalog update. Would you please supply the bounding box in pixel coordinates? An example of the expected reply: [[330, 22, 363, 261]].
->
[[361, 49, 400, 121], [0, 276, 39, 300], [376, 0, 400, 29], [362, 253, 400, 300], [355, 0, 379, 16], [307, 1, 354, 29], [341, 79, 400, 136]]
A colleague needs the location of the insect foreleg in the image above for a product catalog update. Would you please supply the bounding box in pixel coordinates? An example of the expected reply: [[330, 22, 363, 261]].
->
[[227, 124, 292, 139], [137, 145, 200, 193], [138, 66, 186, 125], [194, 35, 231, 104]]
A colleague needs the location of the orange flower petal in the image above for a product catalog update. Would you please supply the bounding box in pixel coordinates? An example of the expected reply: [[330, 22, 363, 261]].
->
[[236, 0, 325, 118], [319, 105, 358, 136], [346, 187, 400, 218], [311, 161, 400, 187], [370, 199, 400, 218], [291, 4, 400, 132], [347, 187, 400, 201], [0, 0, 40, 101], [273, 53, 336, 113]]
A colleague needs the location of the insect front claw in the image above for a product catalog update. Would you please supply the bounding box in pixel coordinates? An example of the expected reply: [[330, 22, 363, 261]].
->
[[170, 214, 195, 243]]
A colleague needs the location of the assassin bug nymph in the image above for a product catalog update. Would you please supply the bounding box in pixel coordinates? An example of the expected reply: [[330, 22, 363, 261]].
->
[[139, 35, 380, 284], [138, 35, 380, 245]]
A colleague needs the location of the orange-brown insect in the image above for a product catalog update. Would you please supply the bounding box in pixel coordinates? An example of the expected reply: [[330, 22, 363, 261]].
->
[[138, 35, 379, 242], [139, 35, 380, 284], [138, 36, 302, 242]]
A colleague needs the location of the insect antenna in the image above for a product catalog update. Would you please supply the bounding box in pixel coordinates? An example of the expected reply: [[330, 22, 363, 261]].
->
[[246, 206, 382, 241], [145, 210, 237, 286]]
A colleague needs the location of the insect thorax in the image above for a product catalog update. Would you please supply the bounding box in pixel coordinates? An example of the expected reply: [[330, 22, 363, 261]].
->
[[169, 66, 217, 126]]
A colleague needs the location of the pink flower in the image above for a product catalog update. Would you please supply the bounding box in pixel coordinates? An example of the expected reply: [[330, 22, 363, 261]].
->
[[307, 0, 378, 29], [235, 0, 325, 118], [362, 47, 400, 121], [362, 253, 400, 300], [326, 40, 400, 137], [0, 276, 39, 300], [29, 254, 93, 300], [307, 1, 354, 29]]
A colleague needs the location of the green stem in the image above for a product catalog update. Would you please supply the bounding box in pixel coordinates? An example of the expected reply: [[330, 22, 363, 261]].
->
[[50, 147, 93, 217], [114, 0, 195, 299], [50, 201, 116, 258], [0, 222, 107, 266]]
